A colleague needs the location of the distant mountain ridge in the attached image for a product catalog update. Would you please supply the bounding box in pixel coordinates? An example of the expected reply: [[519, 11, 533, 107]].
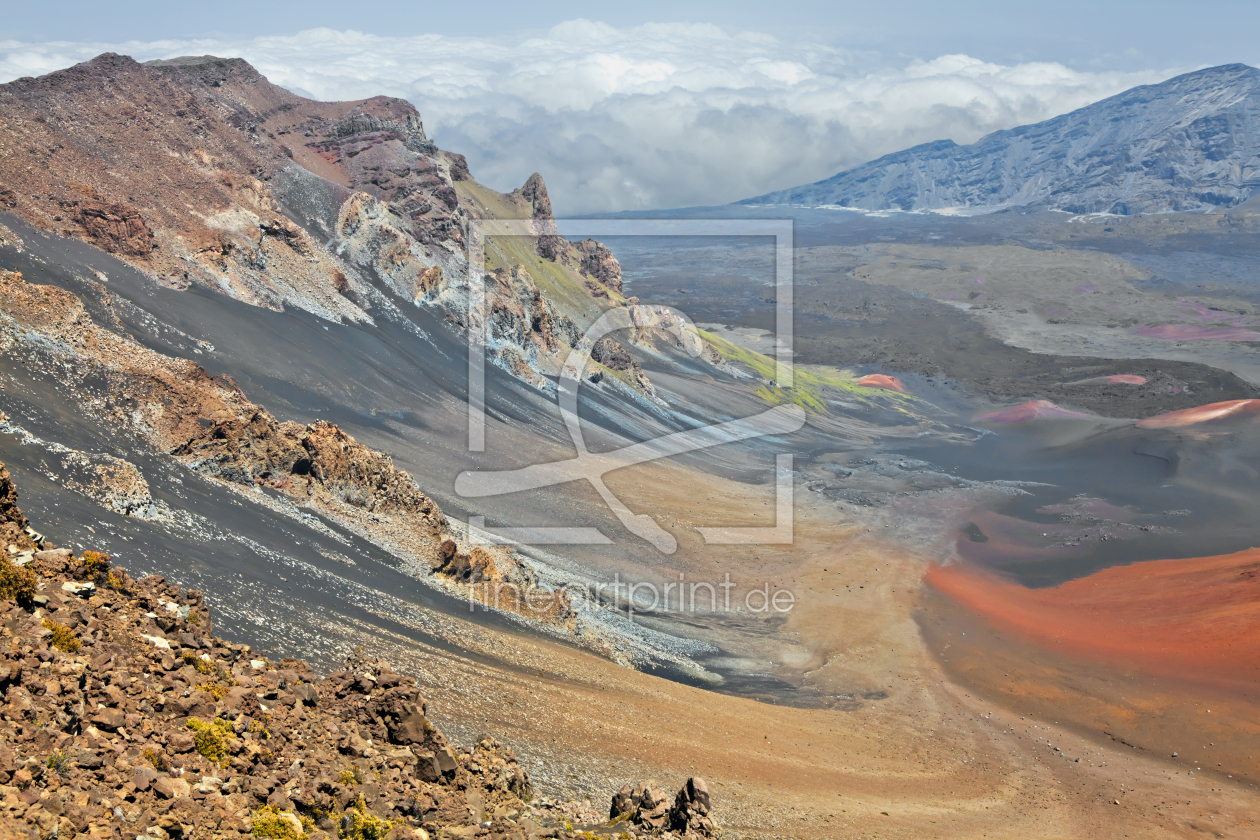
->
[[739, 63, 1260, 215]]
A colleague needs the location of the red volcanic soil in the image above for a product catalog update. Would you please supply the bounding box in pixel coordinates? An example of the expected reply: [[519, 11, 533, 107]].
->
[[1135, 398, 1260, 429], [854, 373, 906, 392], [1134, 323, 1260, 341], [925, 550, 1260, 690], [976, 399, 1091, 423], [1097, 374, 1146, 385]]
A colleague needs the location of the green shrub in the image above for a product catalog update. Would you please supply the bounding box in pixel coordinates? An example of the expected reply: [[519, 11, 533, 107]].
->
[[183, 652, 217, 675], [0, 557, 36, 602], [42, 618, 80, 653], [338, 796, 392, 840], [46, 750, 70, 777], [143, 747, 171, 772], [105, 568, 130, 593], [187, 717, 234, 766], [251, 804, 306, 839], [79, 550, 111, 582], [197, 681, 230, 701]]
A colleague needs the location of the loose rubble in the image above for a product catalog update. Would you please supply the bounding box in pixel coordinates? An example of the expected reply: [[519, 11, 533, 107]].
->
[[0, 461, 719, 839]]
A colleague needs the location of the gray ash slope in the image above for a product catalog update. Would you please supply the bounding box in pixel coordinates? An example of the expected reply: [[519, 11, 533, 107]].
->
[[741, 63, 1260, 214]]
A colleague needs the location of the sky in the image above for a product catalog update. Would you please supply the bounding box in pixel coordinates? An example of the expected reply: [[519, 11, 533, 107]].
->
[[2, 1, 1258, 213]]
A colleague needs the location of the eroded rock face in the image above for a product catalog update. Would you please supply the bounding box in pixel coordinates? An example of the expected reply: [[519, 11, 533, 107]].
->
[[174, 414, 445, 526], [0, 54, 688, 401], [591, 337, 654, 395], [573, 239, 623, 294], [0, 268, 448, 566], [476, 264, 584, 387], [75, 201, 155, 257]]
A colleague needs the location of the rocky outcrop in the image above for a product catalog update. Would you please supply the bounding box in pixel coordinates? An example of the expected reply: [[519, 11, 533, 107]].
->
[[431, 540, 502, 585], [174, 415, 445, 527], [591, 337, 653, 394], [53, 452, 161, 520], [516, 173, 553, 222], [0, 461, 34, 555], [474, 264, 584, 387], [610, 780, 671, 829], [75, 201, 155, 257], [669, 777, 714, 836], [0, 268, 449, 565], [513, 173, 566, 262], [334, 191, 450, 305], [572, 239, 623, 294], [742, 63, 1260, 214], [610, 778, 714, 836], [443, 153, 472, 182]]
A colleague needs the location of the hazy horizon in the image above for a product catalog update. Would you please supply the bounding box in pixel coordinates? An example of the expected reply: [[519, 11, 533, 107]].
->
[[3, 2, 1256, 213]]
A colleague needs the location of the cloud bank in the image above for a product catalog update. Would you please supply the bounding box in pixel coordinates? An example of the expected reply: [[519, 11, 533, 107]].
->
[[0, 23, 1179, 213]]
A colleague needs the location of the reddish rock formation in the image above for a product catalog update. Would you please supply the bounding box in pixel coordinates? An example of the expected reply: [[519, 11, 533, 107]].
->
[[977, 400, 1092, 423], [0, 53, 467, 319], [75, 201, 155, 257], [173, 416, 445, 528], [854, 374, 906, 392], [1135, 398, 1260, 429], [670, 777, 714, 836], [925, 549, 1260, 690]]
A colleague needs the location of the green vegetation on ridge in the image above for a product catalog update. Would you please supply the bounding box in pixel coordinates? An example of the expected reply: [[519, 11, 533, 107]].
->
[[698, 329, 920, 415]]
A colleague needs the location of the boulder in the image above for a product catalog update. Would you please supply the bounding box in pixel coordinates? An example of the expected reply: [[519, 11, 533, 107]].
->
[[153, 775, 192, 799], [413, 751, 441, 783], [369, 687, 429, 745], [0, 816, 37, 840], [610, 780, 669, 828], [131, 767, 160, 791], [89, 707, 124, 731], [669, 777, 714, 836]]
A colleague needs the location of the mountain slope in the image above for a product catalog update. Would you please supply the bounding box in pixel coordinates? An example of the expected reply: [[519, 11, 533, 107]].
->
[[740, 63, 1260, 214]]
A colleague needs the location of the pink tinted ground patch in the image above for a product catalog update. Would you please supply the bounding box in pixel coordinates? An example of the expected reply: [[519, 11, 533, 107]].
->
[[1134, 324, 1260, 341], [1173, 298, 1249, 323], [1135, 399, 1260, 429], [854, 374, 906, 392], [1098, 374, 1146, 385], [977, 400, 1092, 423]]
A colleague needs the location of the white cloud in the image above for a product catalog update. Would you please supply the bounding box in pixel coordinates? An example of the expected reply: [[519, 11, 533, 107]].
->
[[0, 24, 1180, 213]]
